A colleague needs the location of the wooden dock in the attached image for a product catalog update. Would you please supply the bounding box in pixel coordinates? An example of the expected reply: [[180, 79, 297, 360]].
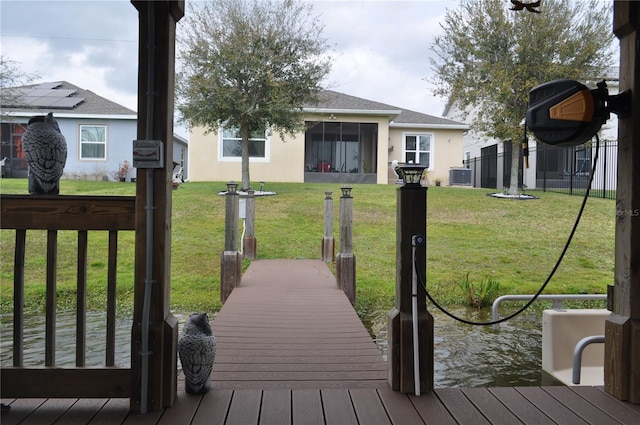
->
[[210, 259, 387, 390], [2, 260, 640, 424]]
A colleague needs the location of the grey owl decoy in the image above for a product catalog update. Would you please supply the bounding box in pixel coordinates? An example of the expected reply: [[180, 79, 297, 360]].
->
[[178, 313, 216, 395], [22, 112, 67, 195]]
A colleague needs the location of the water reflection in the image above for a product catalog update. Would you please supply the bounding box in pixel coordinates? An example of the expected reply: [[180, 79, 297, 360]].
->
[[1, 311, 132, 367], [361, 307, 563, 388], [0, 312, 199, 371], [2, 308, 561, 388]]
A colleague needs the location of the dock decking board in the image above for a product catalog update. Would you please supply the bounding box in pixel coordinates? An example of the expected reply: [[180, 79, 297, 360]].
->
[[209, 260, 388, 390], [6, 387, 639, 424], [486, 387, 556, 425], [3, 260, 640, 424]]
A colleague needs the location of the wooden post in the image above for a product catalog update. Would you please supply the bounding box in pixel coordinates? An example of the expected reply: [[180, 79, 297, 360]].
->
[[224, 182, 239, 252], [322, 191, 335, 262], [605, 0, 640, 404], [221, 182, 242, 303], [243, 190, 257, 260], [336, 186, 356, 304], [131, 0, 183, 412], [388, 179, 433, 394]]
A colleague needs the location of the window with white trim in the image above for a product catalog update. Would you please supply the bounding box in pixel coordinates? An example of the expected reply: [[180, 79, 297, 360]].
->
[[403, 133, 431, 168], [80, 125, 107, 160], [220, 125, 268, 160]]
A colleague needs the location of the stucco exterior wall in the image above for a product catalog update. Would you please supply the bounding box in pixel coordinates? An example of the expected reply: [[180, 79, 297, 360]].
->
[[189, 113, 393, 184], [387, 127, 465, 186], [189, 125, 305, 183]]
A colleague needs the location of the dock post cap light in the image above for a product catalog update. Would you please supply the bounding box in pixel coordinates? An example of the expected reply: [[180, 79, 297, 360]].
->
[[395, 164, 427, 186]]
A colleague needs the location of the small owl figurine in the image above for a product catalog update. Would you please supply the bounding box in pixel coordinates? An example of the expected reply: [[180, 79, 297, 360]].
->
[[22, 112, 67, 195], [178, 313, 217, 395]]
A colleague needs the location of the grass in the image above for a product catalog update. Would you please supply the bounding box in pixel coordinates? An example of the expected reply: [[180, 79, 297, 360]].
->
[[0, 179, 615, 318]]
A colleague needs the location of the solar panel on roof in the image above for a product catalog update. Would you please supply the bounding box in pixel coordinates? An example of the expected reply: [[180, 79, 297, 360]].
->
[[28, 98, 55, 107], [27, 89, 56, 97], [34, 82, 62, 90], [51, 97, 84, 109], [17, 84, 82, 108], [48, 89, 77, 98]]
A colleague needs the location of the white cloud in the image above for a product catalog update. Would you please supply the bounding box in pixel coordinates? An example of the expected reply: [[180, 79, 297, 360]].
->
[[1, 38, 51, 77], [315, 0, 450, 116], [2, 0, 453, 122]]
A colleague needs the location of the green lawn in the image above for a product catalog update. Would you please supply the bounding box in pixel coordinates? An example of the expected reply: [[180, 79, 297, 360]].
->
[[0, 179, 615, 318]]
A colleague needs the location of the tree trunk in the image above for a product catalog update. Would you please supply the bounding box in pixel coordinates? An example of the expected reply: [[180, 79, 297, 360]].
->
[[507, 142, 521, 195], [240, 124, 251, 191]]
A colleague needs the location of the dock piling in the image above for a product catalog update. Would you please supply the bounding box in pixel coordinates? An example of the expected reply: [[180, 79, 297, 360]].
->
[[242, 189, 257, 260], [388, 165, 434, 394], [321, 191, 335, 262], [336, 187, 356, 305], [221, 182, 242, 303]]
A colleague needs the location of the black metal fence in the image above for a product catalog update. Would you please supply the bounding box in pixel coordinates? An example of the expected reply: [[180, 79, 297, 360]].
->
[[464, 140, 618, 200]]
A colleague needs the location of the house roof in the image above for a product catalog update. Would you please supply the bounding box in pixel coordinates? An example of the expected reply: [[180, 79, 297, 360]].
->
[[391, 108, 468, 129], [304, 90, 467, 129], [304, 90, 402, 115], [1, 81, 136, 118]]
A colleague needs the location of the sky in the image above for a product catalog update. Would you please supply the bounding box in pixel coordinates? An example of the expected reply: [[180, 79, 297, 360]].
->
[[1, 0, 454, 137]]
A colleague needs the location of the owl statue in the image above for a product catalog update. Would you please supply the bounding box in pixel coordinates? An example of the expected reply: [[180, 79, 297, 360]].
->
[[22, 112, 67, 195], [178, 312, 217, 395]]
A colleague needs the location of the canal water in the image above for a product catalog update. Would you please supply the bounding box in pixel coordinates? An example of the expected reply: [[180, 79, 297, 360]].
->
[[0, 308, 561, 387], [361, 306, 563, 387]]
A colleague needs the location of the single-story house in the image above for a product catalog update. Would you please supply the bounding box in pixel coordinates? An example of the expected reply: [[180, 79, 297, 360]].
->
[[188, 90, 468, 185], [1, 81, 188, 181]]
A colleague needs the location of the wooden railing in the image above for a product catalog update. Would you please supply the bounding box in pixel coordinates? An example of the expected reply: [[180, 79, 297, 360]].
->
[[0, 194, 135, 398]]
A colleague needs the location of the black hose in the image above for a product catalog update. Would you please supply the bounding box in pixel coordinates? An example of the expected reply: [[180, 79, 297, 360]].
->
[[417, 137, 601, 326]]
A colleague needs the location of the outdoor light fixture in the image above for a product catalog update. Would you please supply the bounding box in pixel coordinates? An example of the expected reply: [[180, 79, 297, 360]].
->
[[526, 79, 630, 147], [226, 181, 238, 193], [341, 186, 352, 197], [395, 164, 427, 186], [325, 191, 333, 200]]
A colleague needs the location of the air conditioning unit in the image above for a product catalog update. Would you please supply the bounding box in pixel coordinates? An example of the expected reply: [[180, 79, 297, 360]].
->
[[449, 168, 472, 186]]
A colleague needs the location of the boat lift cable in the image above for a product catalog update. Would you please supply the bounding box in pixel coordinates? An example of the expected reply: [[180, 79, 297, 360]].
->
[[416, 136, 601, 327]]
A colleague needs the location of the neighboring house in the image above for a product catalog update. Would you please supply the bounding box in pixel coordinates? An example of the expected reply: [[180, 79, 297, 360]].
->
[[444, 73, 619, 191], [443, 101, 529, 190], [1, 81, 188, 181], [173, 133, 189, 181], [188, 90, 468, 185]]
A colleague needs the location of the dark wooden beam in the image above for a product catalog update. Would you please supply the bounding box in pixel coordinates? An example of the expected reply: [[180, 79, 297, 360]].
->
[[0, 195, 136, 230], [605, 0, 640, 404], [130, 0, 183, 412], [1, 368, 131, 398]]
